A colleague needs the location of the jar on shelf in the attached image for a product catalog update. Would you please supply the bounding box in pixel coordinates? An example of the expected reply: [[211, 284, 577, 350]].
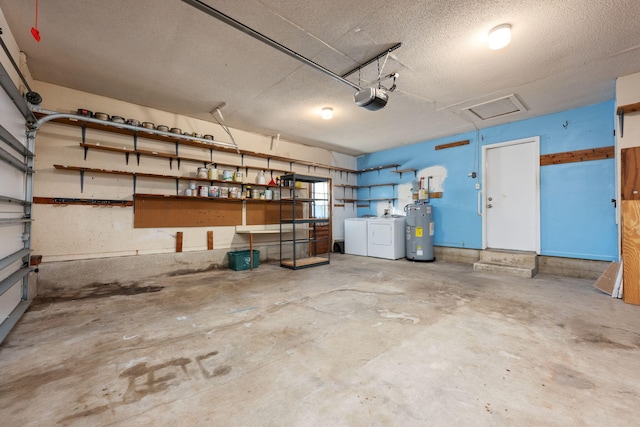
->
[[208, 167, 217, 180]]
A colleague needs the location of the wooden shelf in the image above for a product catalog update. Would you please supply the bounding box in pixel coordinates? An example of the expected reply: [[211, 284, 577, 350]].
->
[[357, 164, 400, 173], [390, 168, 417, 178], [617, 102, 640, 115], [33, 197, 132, 206], [80, 142, 292, 175], [280, 256, 330, 269], [435, 139, 470, 151], [616, 102, 640, 137], [53, 164, 263, 195], [335, 182, 396, 189], [540, 146, 614, 166], [281, 218, 330, 224], [134, 193, 244, 202], [281, 197, 328, 202], [37, 112, 355, 174]]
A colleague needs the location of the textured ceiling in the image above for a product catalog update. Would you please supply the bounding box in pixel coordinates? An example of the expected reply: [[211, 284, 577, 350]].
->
[[1, 0, 639, 155]]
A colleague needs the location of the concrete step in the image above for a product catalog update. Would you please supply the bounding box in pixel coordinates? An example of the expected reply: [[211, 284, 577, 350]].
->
[[473, 261, 536, 278], [479, 249, 538, 269], [474, 249, 538, 278]]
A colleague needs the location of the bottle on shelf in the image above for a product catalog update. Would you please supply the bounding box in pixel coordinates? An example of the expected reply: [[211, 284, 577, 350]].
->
[[257, 170, 266, 185]]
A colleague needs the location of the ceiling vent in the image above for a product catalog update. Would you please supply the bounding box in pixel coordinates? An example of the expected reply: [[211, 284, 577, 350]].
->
[[462, 94, 526, 120]]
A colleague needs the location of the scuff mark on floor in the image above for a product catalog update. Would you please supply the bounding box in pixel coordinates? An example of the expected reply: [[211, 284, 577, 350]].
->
[[377, 309, 420, 324]]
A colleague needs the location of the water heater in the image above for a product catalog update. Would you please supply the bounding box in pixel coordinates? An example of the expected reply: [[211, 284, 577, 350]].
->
[[405, 204, 435, 262]]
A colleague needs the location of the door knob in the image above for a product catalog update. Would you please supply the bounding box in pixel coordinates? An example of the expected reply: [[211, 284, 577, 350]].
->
[[487, 204, 493, 208], [488, 197, 493, 201]]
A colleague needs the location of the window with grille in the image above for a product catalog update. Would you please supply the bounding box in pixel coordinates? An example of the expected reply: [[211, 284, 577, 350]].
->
[[312, 181, 329, 218]]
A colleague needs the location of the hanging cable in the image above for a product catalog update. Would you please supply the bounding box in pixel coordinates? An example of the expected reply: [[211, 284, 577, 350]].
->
[[377, 51, 390, 81]]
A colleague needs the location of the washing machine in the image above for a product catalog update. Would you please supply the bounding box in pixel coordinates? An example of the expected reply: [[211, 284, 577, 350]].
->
[[344, 217, 370, 256], [367, 216, 406, 260]]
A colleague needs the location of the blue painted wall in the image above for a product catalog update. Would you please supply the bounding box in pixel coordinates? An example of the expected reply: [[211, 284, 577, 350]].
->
[[357, 101, 618, 261]]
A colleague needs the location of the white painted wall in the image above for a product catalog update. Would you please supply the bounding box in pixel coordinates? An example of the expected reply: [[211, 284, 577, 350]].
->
[[31, 82, 356, 262]]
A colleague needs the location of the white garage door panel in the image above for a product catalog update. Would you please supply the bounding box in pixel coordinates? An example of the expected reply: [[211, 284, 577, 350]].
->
[[0, 92, 26, 142], [0, 258, 22, 282], [0, 223, 25, 260], [0, 163, 26, 200], [0, 280, 22, 321], [0, 57, 32, 343]]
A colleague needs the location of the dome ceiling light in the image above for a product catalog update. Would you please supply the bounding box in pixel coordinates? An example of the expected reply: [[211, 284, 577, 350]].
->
[[488, 24, 512, 50]]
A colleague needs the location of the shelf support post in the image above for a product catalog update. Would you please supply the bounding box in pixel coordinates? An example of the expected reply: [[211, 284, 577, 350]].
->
[[80, 170, 85, 193], [133, 175, 137, 194], [133, 132, 138, 151], [83, 145, 88, 161], [175, 178, 179, 195], [125, 152, 130, 165]]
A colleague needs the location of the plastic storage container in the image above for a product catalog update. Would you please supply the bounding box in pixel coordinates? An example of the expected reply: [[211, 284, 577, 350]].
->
[[227, 250, 260, 271]]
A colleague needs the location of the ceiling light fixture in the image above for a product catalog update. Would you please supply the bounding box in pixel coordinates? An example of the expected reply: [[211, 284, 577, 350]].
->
[[488, 24, 511, 50], [321, 107, 333, 120]]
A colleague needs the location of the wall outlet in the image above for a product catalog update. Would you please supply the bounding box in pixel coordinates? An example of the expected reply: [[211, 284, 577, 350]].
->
[[475, 183, 480, 190]]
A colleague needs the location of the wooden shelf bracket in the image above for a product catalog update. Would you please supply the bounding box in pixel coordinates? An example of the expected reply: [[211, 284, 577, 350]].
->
[[617, 102, 640, 138]]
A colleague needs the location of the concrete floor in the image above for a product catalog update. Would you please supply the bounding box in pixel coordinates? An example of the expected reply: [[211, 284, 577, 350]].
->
[[1, 255, 639, 426]]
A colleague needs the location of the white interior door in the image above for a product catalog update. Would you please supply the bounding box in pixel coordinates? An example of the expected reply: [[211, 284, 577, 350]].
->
[[482, 137, 540, 252]]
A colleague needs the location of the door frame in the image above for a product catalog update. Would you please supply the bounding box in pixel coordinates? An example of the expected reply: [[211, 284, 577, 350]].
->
[[481, 136, 541, 253]]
